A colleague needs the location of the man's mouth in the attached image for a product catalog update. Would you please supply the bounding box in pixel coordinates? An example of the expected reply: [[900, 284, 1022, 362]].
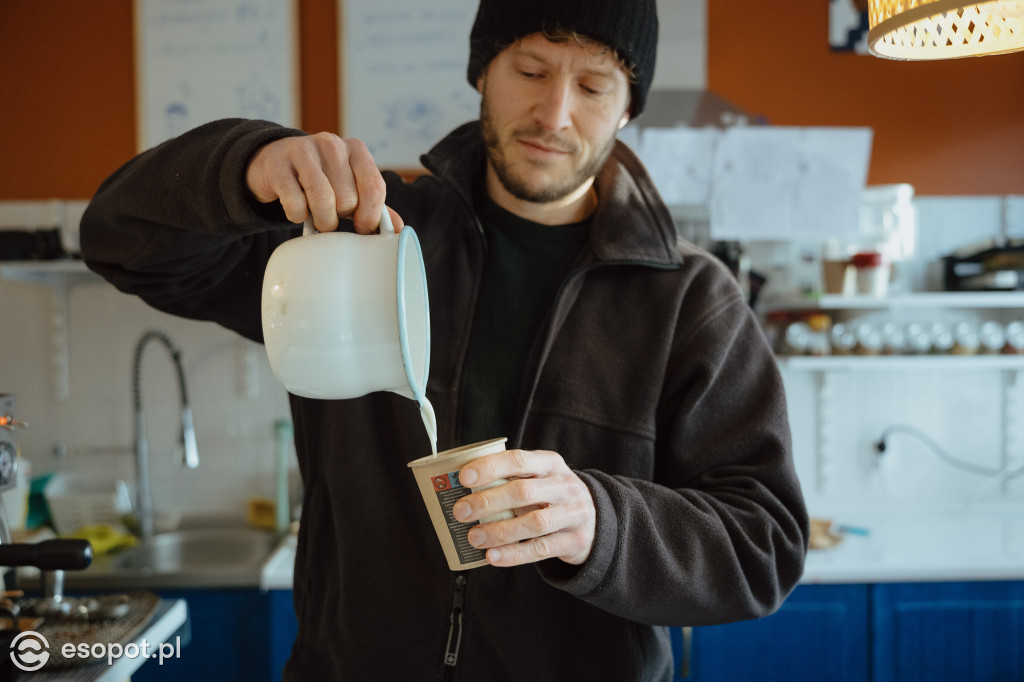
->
[[517, 136, 574, 157]]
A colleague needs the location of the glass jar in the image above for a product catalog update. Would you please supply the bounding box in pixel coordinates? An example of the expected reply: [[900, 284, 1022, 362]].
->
[[881, 323, 908, 355], [930, 322, 954, 355], [1004, 321, 1024, 355], [905, 322, 932, 355], [854, 323, 884, 356], [830, 323, 857, 355], [979, 321, 1006, 355], [784, 322, 812, 356], [951, 322, 980, 355]]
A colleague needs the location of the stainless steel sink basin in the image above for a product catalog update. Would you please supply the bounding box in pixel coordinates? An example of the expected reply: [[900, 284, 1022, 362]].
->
[[110, 527, 278, 574]]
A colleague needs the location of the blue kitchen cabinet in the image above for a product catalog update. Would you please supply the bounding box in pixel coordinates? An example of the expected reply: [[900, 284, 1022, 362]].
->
[[268, 589, 300, 679], [131, 588, 298, 682], [671, 584, 870, 681], [872, 581, 1024, 682]]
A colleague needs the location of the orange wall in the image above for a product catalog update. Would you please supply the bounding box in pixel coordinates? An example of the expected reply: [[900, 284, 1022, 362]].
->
[[0, 0, 339, 200], [2, 1, 1022, 199], [708, 2, 1024, 195]]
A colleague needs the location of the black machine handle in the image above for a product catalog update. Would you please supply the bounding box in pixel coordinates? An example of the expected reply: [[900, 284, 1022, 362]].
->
[[0, 539, 93, 571]]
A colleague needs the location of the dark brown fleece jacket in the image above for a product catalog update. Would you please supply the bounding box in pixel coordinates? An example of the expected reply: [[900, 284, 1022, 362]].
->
[[81, 118, 808, 682]]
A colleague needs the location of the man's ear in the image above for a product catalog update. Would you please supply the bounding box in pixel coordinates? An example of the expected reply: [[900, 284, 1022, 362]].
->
[[618, 94, 632, 129], [476, 71, 486, 94]]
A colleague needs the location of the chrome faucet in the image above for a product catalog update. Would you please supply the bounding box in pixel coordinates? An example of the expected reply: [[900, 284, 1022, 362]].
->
[[132, 330, 199, 541]]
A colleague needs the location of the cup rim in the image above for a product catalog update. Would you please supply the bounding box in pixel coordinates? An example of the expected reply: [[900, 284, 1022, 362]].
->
[[407, 437, 507, 468], [397, 226, 431, 404]]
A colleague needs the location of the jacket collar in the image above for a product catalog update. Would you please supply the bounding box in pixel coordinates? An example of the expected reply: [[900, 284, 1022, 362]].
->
[[422, 122, 683, 268]]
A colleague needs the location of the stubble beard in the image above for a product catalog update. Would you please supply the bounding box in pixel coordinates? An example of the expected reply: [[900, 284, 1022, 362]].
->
[[480, 96, 617, 205]]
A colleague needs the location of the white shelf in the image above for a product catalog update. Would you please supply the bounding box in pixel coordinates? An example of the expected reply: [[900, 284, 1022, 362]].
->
[[778, 354, 1024, 371], [766, 291, 1024, 311]]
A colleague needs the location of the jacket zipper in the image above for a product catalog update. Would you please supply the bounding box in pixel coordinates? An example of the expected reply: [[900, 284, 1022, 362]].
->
[[441, 574, 467, 679], [444, 184, 488, 445]]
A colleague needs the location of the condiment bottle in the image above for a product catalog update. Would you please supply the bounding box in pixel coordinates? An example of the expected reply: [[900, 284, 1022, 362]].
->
[[763, 311, 791, 354], [805, 313, 832, 356]]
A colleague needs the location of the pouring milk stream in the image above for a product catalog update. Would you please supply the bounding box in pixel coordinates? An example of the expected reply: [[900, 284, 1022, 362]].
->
[[261, 207, 437, 455]]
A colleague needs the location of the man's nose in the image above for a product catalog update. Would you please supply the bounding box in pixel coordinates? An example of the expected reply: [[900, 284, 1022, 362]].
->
[[533, 80, 573, 131]]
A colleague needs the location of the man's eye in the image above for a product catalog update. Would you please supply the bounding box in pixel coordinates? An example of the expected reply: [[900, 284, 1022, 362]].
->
[[520, 71, 540, 79]]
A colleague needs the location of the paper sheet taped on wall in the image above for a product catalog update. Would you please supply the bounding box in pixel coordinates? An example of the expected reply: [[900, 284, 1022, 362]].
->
[[637, 128, 719, 206], [135, 0, 299, 152], [342, 0, 481, 169], [708, 127, 873, 240]]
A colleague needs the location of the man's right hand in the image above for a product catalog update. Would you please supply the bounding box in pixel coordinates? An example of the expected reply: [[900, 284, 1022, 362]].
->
[[245, 133, 403, 234]]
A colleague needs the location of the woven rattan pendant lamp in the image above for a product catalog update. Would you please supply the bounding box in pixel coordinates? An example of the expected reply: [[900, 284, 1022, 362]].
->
[[868, 0, 1024, 59]]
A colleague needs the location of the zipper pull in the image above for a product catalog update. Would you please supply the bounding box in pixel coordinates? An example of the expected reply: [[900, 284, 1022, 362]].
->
[[444, 575, 467, 667]]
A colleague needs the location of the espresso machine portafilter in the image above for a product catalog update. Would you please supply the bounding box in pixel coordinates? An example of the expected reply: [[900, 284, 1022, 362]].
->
[[0, 395, 93, 607]]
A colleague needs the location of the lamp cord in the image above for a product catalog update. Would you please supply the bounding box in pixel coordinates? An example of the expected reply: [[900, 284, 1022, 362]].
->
[[875, 423, 1024, 481]]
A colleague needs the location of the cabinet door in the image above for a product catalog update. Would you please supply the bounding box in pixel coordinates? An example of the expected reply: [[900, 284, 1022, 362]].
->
[[269, 589, 299, 680], [672, 584, 869, 682], [873, 581, 1024, 682], [131, 588, 273, 682]]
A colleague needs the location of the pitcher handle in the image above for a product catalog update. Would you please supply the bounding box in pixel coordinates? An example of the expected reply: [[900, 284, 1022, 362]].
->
[[302, 206, 394, 236]]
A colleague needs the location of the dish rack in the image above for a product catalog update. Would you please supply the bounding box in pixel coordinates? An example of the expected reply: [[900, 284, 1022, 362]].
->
[[44, 474, 132, 535]]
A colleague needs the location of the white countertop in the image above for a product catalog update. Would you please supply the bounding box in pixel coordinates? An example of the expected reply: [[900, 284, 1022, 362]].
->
[[801, 510, 1024, 584], [260, 533, 297, 591], [258, 511, 1024, 590]]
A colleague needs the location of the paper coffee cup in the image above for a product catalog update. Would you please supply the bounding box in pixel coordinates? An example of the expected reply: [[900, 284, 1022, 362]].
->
[[407, 438, 513, 570]]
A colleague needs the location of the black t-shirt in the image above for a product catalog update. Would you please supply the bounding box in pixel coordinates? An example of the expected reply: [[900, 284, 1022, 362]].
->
[[458, 190, 591, 445]]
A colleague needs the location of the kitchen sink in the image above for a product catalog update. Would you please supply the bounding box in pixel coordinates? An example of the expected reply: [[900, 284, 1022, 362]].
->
[[22, 524, 287, 590], [110, 527, 279, 574]]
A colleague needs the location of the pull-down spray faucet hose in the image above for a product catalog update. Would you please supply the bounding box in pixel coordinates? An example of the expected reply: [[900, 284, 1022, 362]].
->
[[132, 330, 199, 540]]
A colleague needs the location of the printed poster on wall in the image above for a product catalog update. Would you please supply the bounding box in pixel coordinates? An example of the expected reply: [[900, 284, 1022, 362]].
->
[[340, 0, 481, 170], [135, 0, 299, 151]]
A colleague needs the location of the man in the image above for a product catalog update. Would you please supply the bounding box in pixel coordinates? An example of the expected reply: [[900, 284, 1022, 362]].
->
[[81, 0, 808, 679]]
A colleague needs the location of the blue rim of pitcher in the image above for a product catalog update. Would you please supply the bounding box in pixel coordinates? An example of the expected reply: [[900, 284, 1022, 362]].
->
[[396, 226, 430, 405]]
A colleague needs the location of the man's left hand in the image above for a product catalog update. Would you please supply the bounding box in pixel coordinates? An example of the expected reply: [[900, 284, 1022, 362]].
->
[[451, 449, 596, 566]]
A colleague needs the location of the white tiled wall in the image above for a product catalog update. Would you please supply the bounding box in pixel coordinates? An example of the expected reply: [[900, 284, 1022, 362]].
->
[[780, 194, 1024, 520], [0, 242, 294, 526]]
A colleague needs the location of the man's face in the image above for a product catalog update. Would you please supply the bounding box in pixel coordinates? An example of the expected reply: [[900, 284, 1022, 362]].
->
[[478, 33, 632, 205]]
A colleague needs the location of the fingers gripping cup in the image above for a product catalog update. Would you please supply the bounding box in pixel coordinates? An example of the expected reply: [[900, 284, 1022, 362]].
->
[[261, 208, 430, 406], [408, 438, 515, 570]]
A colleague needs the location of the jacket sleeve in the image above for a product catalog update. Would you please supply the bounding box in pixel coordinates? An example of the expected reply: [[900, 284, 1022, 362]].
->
[[79, 118, 308, 342], [538, 264, 809, 627]]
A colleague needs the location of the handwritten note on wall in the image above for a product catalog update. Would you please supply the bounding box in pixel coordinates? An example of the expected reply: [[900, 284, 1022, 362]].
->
[[136, 0, 298, 151], [341, 0, 480, 169]]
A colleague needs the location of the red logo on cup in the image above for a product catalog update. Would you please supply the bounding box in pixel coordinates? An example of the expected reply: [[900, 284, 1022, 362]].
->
[[432, 475, 450, 492]]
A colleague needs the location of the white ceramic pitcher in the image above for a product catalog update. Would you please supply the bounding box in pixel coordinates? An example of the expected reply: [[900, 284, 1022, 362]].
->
[[261, 208, 430, 404]]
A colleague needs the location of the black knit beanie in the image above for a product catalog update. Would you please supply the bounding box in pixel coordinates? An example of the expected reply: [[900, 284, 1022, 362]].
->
[[467, 0, 659, 116]]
